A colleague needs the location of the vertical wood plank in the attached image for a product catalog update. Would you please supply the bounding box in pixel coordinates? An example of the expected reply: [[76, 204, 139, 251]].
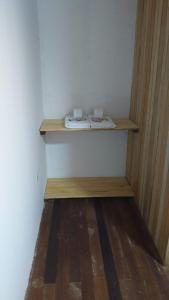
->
[[126, 0, 169, 264]]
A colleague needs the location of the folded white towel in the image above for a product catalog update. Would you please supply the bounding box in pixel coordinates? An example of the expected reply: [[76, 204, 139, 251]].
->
[[89, 116, 116, 129], [65, 114, 116, 129], [65, 115, 90, 129]]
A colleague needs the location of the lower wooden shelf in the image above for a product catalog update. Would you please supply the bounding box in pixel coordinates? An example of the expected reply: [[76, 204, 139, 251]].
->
[[44, 177, 134, 200]]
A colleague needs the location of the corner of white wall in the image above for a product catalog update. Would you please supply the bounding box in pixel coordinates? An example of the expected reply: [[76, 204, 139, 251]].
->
[[0, 1, 46, 299]]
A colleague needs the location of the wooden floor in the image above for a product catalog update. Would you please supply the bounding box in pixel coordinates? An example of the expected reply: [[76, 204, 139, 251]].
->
[[25, 199, 169, 300]]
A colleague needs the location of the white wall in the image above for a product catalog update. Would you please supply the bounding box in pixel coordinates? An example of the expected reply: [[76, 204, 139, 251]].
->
[[38, 0, 137, 178], [0, 1, 46, 300]]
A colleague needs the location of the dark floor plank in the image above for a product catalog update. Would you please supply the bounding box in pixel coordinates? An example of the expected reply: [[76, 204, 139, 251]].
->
[[25, 202, 54, 300], [68, 200, 81, 282], [128, 202, 169, 299], [26, 198, 169, 300], [44, 201, 61, 283], [95, 200, 122, 300], [127, 200, 162, 262], [43, 284, 56, 300], [103, 199, 149, 299], [55, 200, 70, 299], [103, 201, 132, 281], [53, 200, 83, 299], [68, 282, 82, 300], [78, 199, 95, 300], [86, 200, 109, 300], [104, 199, 165, 299]]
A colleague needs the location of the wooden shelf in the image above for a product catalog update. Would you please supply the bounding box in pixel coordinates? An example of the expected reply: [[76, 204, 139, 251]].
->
[[44, 177, 135, 200], [40, 119, 139, 135]]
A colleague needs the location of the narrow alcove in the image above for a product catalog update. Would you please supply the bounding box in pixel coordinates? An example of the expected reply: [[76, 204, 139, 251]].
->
[[1, 1, 169, 299]]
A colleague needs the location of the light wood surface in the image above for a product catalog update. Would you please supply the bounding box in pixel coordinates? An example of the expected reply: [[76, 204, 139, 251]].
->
[[44, 177, 135, 199], [40, 119, 139, 135], [127, 0, 169, 264]]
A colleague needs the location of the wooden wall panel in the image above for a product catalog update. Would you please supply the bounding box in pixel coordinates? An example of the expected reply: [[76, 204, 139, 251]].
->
[[127, 0, 169, 264]]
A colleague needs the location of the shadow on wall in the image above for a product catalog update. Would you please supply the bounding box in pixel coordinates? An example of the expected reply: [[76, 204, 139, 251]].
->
[[103, 198, 163, 264], [43, 131, 128, 178]]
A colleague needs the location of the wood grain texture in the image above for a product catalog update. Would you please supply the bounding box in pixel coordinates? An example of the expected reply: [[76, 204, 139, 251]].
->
[[86, 200, 109, 300], [44, 177, 135, 199], [95, 200, 122, 300], [104, 200, 164, 299], [44, 201, 61, 283], [26, 199, 169, 300], [40, 118, 139, 134], [127, 0, 169, 264], [25, 202, 54, 299]]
